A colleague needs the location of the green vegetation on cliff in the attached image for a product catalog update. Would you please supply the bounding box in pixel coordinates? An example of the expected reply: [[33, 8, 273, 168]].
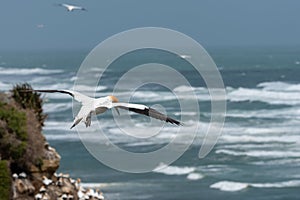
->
[[0, 160, 11, 200], [0, 83, 47, 187], [11, 83, 46, 126], [0, 83, 104, 200], [0, 102, 27, 160], [0, 83, 48, 199]]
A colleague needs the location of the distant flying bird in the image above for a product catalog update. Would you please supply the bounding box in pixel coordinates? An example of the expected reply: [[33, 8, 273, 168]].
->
[[33, 90, 182, 128], [179, 54, 191, 59], [36, 24, 45, 29], [57, 3, 87, 12]]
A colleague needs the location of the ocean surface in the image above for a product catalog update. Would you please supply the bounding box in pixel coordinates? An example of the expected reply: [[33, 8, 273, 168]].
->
[[1, 46, 300, 199]]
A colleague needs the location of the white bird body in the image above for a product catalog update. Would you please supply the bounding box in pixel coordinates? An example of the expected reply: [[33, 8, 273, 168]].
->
[[39, 186, 47, 193], [12, 173, 18, 180], [42, 176, 53, 186], [33, 89, 181, 128], [58, 3, 87, 12], [35, 193, 42, 200], [77, 190, 85, 199], [19, 172, 27, 179], [179, 54, 191, 59]]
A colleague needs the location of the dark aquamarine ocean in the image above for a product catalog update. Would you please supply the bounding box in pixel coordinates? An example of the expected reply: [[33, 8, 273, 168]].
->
[[1, 46, 300, 199]]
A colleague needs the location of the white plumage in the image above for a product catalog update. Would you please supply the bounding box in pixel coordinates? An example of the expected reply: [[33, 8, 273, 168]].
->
[[42, 176, 53, 186], [57, 3, 87, 12], [33, 89, 181, 128]]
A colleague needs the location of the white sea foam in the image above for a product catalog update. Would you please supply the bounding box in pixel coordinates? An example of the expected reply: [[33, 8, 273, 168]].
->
[[173, 85, 226, 101], [134, 82, 300, 105], [81, 182, 123, 189], [127, 91, 177, 102], [89, 67, 108, 72], [228, 87, 300, 105], [251, 180, 300, 188], [81, 181, 155, 190], [0, 67, 63, 75], [153, 163, 195, 175], [45, 134, 80, 141], [44, 121, 74, 131], [173, 85, 196, 92], [123, 141, 157, 147], [228, 81, 300, 105], [257, 81, 290, 91], [210, 181, 248, 192], [0, 81, 10, 90], [186, 173, 204, 180], [226, 107, 300, 120], [287, 84, 300, 92], [30, 76, 59, 84], [81, 183, 108, 188], [221, 143, 283, 150], [211, 180, 300, 192], [44, 125, 110, 142], [131, 91, 161, 99], [258, 81, 300, 92], [198, 165, 234, 174], [174, 111, 197, 116], [222, 120, 300, 137], [43, 102, 72, 113], [252, 158, 300, 166], [107, 124, 192, 145], [43, 119, 164, 142], [74, 85, 107, 92], [216, 149, 300, 158], [221, 135, 300, 144]]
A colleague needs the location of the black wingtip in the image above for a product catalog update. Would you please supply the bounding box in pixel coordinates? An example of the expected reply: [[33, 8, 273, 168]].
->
[[70, 123, 76, 129], [19, 89, 34, 93], [166, 117, 182, 126], [31, 89, 74, 98]]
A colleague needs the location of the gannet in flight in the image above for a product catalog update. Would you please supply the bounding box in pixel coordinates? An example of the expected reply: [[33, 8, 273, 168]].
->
[[179, 54, 191, 59], [34, 90, 182, 128], [57, 3, 87, 12]]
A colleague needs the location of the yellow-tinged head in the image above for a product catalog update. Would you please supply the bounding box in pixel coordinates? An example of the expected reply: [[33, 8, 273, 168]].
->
[[108, 95, 119, 103]]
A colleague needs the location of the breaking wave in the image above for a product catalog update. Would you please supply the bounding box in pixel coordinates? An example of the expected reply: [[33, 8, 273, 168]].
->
[[215, 149, 300, 158], [153, 163, 196, 175], [227, 81, 300, 105], [210, 180, 300, 192], [0, 67, 63, 75]]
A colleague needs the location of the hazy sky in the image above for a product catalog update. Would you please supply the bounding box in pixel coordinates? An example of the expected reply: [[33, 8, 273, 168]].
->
[[1, 0, 300, 50]]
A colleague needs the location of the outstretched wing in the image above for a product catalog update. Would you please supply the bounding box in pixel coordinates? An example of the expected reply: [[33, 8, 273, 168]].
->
[[59, 3, 87, 11], [111, 102, 182, 126], [70, 105, 93, 129], [34, 89, 92, 104]]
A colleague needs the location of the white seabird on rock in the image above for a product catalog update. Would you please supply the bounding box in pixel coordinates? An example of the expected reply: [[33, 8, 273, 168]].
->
[[67, 194, 74, 199], [19, 172, 27, 179], [61, 194, 68, 200], [77, 189, 85, 199], [39, 186, 47, 193], [95, 190, 105, 200], [42, 176, 53, 186], [34, 193, 43, 200], [12, 173, 18, 180]]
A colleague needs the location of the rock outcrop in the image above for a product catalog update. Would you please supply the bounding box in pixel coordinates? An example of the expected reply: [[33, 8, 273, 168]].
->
[[0, 84, 104, 200]]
